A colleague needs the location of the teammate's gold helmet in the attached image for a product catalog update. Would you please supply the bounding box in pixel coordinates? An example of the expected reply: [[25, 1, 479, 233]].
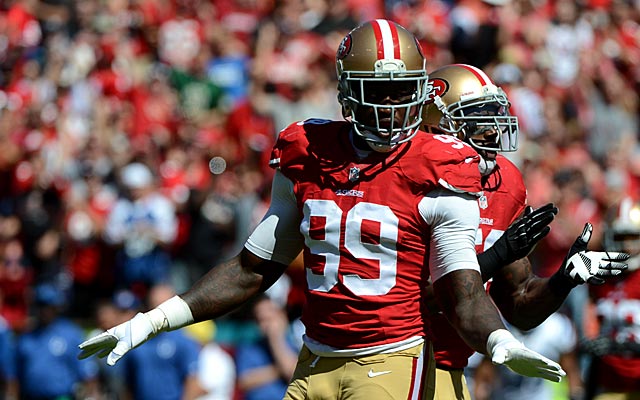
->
[[422, 63, 518, 153]]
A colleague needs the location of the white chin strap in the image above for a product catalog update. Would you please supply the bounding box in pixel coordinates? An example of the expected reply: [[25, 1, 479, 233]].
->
[[479, 158, 497, 176], [357, 129, 396, 153]]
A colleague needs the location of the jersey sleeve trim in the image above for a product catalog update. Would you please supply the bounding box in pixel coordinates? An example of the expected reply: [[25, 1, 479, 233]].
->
[[269, 157, 281, 168], [438, 178, 484, 197]]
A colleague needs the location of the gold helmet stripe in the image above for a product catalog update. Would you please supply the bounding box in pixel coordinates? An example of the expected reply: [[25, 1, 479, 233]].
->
[[372, 19, 400, 60]]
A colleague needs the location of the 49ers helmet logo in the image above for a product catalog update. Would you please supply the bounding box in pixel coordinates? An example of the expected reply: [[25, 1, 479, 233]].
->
[[336, 35, 352, 60], [425, 78, 449, 104]]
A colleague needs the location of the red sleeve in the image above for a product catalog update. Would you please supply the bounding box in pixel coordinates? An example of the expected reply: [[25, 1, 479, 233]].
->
[[268, 122, 309, 176], [401, 133, 483, 196], [269, 119, 352, 185], [496, 155, 527, 224]]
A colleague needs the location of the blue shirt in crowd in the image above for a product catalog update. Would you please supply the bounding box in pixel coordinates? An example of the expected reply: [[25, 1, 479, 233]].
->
[[120, 329, 200, 400], [15, 317, 98, 399]]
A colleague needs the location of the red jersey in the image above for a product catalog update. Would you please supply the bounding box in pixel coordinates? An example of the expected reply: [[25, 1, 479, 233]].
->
[[589, 269, 640, 392], [270, 119, 482, 350], [430, 154, 527, 369]]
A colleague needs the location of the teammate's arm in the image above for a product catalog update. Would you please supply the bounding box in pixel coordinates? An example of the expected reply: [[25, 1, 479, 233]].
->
[[490, 223, 629, 330], [475, 203, 560, 329], [489, 257, 558, 330]]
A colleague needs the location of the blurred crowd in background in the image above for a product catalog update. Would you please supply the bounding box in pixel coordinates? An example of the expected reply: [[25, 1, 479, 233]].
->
[[0, 0, 638, 398]]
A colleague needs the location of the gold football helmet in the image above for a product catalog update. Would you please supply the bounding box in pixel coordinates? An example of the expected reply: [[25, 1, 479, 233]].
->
[[422, 64, 518, 153], [604, 197, 640, 255], [336, 19, 429, 152]]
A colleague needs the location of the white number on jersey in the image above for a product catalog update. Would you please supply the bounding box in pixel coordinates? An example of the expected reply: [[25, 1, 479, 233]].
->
[[301, 199, 399, 296], [476, 228, 505, 251], [432, 134, 469, 150]]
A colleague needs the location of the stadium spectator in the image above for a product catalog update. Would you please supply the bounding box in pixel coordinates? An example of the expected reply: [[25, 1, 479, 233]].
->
[[0, 238, 33, 331], [103, 161, 178, 298], [0, 314, 15, 399], [234, 295, 298, 400], [87, 289, 142, 399], [184, 320, 237, 400], [61, 161, 118, 319], [10, 282, 100, 399], [117, 284, 203, 400], [582, 197, 640, 399]]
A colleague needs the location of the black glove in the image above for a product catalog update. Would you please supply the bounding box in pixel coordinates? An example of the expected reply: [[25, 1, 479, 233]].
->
[[478, 203, 558, 281], [580, 336, 613, 357], [549, 223, 629, 296], [581, 336, 640, 356]]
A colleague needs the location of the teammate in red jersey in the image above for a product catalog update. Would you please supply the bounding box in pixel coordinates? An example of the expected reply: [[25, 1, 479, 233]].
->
[[78, 21, 567, 399], [583, 197, 640, 398], [422, 63, 629, 399]]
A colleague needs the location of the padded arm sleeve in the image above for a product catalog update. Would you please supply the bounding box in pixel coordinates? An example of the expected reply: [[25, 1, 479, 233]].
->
[[418, 188, 481, 282], [244, 169, 305, 265]]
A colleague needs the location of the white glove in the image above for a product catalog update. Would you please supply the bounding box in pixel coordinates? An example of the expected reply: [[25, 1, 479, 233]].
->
[[78, 295, 193, 366], [79, 311, 161, 365], [563, 223, 629, 285], [487, 329, 566, 382]]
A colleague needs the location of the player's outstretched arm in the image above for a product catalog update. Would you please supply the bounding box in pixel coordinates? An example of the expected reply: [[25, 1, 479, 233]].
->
[[79, 249, 288, 365], [490, 222, 629, 330], [433, 269, 566, 382]]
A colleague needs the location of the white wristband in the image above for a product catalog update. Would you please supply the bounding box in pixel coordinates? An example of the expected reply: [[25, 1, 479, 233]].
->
[[146, 295, 195, 332], [486, 328, 519, 357]]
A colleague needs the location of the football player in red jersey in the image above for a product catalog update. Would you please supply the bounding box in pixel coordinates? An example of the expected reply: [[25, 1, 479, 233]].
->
[[79, 21, 568, 399], [583, 197, 640, 399], [422, 63, 630, 399]]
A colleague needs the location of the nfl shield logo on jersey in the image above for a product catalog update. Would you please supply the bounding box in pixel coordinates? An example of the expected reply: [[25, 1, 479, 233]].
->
[[348, 166, 360, 182], [478, 195, 488, 209]]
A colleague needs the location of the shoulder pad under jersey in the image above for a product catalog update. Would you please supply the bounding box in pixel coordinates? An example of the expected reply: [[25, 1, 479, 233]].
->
[[269, 119, 352, 182], [269, 121, 310, 171], [400, 133, 483, 196]]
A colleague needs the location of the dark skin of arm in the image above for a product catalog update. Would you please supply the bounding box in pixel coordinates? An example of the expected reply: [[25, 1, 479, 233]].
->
[[433, 268, 507, 354], [183, 247, 508, 357], [185, 249, 505, 356], [489, 257, 567, 330], [181, 249, 289, 322], [426, 257, 569, 332]]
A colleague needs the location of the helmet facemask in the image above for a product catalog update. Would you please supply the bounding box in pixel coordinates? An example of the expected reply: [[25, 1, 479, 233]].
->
[[436, 89, 518, 154], [338, 61, 429, 152]]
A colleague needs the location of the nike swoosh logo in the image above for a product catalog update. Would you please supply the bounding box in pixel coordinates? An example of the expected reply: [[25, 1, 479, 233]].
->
[[367, 369, 392, 378]]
